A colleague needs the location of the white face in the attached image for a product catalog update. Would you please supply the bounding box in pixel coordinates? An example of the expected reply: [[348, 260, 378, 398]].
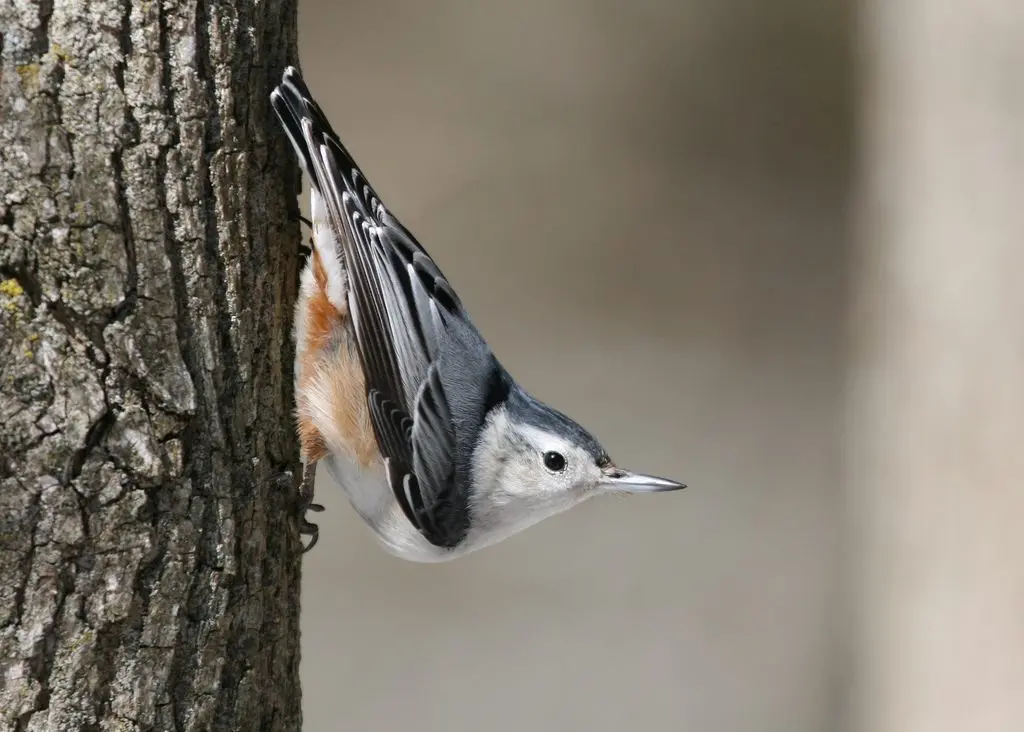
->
[[499, 423, 606, 500], [469, 408, 608, 543]]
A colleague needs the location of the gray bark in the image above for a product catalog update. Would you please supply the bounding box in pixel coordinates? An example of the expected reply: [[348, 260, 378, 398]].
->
[[848, 0, 1024, 730], [0, 0, 303, 730]]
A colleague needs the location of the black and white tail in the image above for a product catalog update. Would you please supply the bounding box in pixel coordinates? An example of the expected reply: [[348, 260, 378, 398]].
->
[[270, 66, 357, 311]]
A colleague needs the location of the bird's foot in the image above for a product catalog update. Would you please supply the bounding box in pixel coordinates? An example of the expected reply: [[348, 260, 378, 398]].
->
[[269, 463, 325, 553], [298, 461, 324, 553]]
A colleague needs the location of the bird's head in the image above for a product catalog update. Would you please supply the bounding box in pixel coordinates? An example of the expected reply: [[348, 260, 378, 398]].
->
[[467, 387, 685, 544]]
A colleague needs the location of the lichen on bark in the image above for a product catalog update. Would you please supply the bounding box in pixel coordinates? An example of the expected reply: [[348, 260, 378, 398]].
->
[[0, 0, 304, 729]]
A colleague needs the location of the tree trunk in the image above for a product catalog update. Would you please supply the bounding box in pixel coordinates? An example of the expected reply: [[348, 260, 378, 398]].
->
[[848, 0, 1024, 730], [0, 0, 303, 729]]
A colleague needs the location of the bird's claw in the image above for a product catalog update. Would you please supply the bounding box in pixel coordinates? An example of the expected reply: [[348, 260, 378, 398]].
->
[[298, 461, 323, 553]]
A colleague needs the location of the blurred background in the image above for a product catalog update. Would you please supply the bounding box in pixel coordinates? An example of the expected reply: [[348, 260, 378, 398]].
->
[[295, 1, 1023, 731]]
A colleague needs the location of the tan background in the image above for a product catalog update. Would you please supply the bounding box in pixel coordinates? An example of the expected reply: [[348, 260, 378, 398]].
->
[[296, 1, 852, 730]]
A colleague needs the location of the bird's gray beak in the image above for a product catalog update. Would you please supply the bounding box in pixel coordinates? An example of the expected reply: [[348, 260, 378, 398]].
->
[[601, 468, 686, 493]]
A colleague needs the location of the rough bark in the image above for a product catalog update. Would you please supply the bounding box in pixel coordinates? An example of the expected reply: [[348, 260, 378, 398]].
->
[[0, 0, 303, 729], [848, 0, 1024, 730]]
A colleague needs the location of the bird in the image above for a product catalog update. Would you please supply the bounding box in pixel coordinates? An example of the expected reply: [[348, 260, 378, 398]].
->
[[270, 66, 685, 562]]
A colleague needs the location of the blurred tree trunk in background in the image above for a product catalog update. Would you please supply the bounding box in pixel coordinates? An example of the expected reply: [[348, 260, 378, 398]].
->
[[849, 0, 1024, 731], [0, 0, 303, 729]]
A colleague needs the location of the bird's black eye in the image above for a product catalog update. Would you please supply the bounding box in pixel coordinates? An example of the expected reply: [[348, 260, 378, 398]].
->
[[543, 451, 566, 472]]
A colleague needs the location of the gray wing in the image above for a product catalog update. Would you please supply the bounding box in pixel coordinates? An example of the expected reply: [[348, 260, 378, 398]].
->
[[271, 67, 475, 548]]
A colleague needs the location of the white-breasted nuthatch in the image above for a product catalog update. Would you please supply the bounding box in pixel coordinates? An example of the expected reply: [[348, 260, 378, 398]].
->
[[270, 67, 685, 562]]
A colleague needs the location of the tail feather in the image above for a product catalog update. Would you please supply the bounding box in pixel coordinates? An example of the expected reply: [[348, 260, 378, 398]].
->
[[271, 66, 326, 186], [270, 66, 368, 205], [271, 66, 350, 309], [271, 66, 428, 257]]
